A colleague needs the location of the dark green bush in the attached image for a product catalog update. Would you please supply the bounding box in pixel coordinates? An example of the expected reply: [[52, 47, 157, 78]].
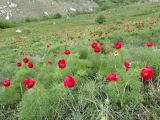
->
[[0, 21, 15, 29], [53, 13, 62, 19], [96, 15, 106, 24], [42, 13, 62, 20], [24, 18, 39, 22]]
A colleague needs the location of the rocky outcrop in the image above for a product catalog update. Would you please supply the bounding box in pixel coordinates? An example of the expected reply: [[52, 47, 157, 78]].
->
[[0, 0, 98, 20]]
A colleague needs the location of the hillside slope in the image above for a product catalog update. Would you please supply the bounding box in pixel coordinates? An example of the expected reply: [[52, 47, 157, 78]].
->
[[0, 2, 160, 120], [0, 0, 98, 20]]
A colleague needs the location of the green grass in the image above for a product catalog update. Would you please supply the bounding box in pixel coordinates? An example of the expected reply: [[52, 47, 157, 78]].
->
[[0, 2, 160, 120]]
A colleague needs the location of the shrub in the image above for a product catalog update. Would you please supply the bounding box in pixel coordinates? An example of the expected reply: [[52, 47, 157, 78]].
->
[[0, 21, 15, 29], [53, 13, 62, 19], [42, 13, 62, 20], [18, 85, 50, 120], [95, 15, 106, 24], [24, 18, 39, 23]]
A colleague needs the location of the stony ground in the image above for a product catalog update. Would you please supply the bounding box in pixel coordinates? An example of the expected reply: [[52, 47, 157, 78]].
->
[[0, 0, 98, 20]]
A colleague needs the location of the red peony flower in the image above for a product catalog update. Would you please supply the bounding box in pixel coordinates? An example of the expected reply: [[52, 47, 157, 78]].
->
[[78, 35, 81, 39], [99, 32, 103, 37], [24, 78, 35, 89], [140, 66, 154, 82], [64, 50, 71, 55], [99, 42, 104, 46], [70, 37, 74, 40], [94, 47, 101, 53], [114, 41, 123, 50], [16, 62, 22, 67], [58, 59, 67, 69], [92, 42, 98, 49], [108, 50, 112, 54], [106, 73, 120, 81], [127, 28, 132, 32], [124, 61, 131, 71], [3, 80, 10, 87], [28, 62, 33, 68], [64, 76, 76, 88], [23, 57, 29, 63], [48, 61, 52, 65], [20, 51, 25, 55], [146, 42, 154, 47]]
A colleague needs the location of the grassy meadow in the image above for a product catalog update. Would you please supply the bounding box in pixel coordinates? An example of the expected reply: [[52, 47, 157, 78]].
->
[[0, 2, 160, 120]]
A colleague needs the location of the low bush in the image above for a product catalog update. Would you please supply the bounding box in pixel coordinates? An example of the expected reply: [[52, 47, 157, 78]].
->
[[0, 21, 16, 29], [53, 13, 62, 19], [95, 15, 106, 24]]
